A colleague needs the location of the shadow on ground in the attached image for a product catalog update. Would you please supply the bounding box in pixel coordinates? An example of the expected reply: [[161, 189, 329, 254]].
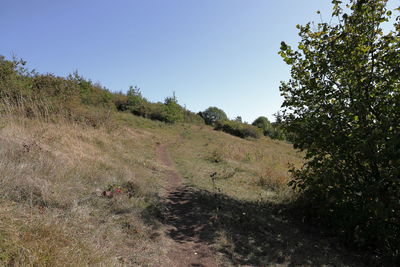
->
[[143, 186, 365, 267]]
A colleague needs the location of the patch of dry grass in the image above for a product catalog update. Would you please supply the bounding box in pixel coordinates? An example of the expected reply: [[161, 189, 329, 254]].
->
[[0, 114, 176, 266], [0, 110, 307, 266], [169, 124, 304, 202]]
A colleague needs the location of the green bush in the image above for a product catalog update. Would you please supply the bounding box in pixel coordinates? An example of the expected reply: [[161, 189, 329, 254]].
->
[[280, 0, 400, 261], [214, 120, 262, 139], [199, 106, 227, 125], [183, 109, 204, 124], [67, 72, 114, 109], [252, 116, 290, 141], [112, 92, 129, 111], [252, 116, 273, 135], [163, 93, 184, 123]]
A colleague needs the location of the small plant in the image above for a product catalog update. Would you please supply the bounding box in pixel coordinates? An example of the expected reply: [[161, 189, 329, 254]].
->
[[257, 167, 288, 191], [258, 168, 273, 188], [208, 149, 223, 163], [210, 172, 222, 221], [219, 167, 236, 180], [101, 181, 139, 199], [243, 152, 252, 162]]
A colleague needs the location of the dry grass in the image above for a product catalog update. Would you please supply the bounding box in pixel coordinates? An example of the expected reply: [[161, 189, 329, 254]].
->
[[169, 124, 304, 202], [0, 113, 177, 266], [0, 109, 308, 266]]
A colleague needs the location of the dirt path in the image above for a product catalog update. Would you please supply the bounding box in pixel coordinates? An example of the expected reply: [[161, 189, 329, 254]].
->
[[155, 143, 368, 267], [156, 144, 219, 267]]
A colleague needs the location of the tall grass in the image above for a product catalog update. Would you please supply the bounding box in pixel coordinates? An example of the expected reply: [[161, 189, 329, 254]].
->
[[0, 112, 173, 265]]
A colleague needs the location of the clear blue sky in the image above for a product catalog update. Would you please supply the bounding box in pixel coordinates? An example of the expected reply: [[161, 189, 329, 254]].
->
[[0, 1, 397, 122]]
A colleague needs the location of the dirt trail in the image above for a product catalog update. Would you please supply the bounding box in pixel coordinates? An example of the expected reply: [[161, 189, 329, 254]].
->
[[156, 144, 219, 267]]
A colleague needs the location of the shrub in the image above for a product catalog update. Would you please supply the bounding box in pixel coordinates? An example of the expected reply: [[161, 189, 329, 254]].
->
[[208, 149, 224, 163], [199, 107, 227, 125], [0, 57, 115, 126], [183, 109, 204, 124], [126, 86, 145, 115], [112, 92, 129, 111], [252, 116, 290, 141], [280, 0, 400, 260], [252, 116, 273, 135], [214, 120, 262, 139], [163, 93, 184, 123], [67, 71, 114, 109]]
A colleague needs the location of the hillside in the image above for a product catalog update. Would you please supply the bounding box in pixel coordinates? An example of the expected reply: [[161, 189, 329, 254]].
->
[[0, 110, 368, 266], [0, 55, 372, 266]]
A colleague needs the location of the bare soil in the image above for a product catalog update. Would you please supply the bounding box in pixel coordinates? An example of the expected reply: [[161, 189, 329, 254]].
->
[[156, 144, 219, 267]]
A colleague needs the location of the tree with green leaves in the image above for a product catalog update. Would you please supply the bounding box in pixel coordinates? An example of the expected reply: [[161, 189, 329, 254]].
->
[[234, 116, 243, 123], [164, 92, 184, 123], [126, 85, 144, 114], [252, 116, 272, 134], [199, 106, 228, 125], [279, 0, 400, 258]]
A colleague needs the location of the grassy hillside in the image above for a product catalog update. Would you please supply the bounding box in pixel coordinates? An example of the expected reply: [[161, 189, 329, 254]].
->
[[0, 56, 368, 266], [0, 113, 172, 265], [1, 112, 368, 266], [0, 106, 310, 265]]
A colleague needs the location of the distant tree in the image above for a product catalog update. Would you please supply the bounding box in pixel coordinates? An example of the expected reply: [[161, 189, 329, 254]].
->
[[164, 92, 184, 123], [279, 0, 400, 258], [199, 106, 228, 125], [273, 111, 283, 124], [234, 116, 242, 123], [252, 116, 284, 139], [126, 86, 145, 115], [252, 116, 270, 129]]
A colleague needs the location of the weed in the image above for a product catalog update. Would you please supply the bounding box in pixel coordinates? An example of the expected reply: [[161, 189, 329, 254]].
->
[[208, 149, 224, 163]]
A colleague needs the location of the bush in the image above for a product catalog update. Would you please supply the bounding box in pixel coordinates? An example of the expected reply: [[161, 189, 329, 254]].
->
[[252, 116, 273, 135], [199, 106, 227, 125], [183, 109, 204, 124], [67, 72, 114, 109], [252, 116, 290, 141], [0, 57, 115, 126], [112, 92, 129, 111], [163, 93, 184, 123], [280, 0, 400, 261], [214, 120, 262, 139]]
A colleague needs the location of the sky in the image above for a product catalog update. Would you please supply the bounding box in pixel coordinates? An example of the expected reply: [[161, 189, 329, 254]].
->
[[0, 0, 398, 122]]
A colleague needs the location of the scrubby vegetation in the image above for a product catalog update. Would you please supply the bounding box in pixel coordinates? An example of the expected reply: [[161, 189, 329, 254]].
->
[[198, 106, 228, 125], [0, 56, 203, 127], [0, 53, 315, 266], [252, 115, 285, 140], [2, 1, 398, 264], [214, 120, 262, 139], [279, 0, 400, 263]]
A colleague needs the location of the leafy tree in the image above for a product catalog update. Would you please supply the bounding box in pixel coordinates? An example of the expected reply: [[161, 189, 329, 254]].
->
[[279, 0, 400, 258], [164, 92, 184, 123], [252, 116, 271, 130], [252, 116, 286, 140], [199, 106, 228, 125], [234, 116, 242, 123], [126, 86, 145, 114], [67, 71, 113, 108]]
